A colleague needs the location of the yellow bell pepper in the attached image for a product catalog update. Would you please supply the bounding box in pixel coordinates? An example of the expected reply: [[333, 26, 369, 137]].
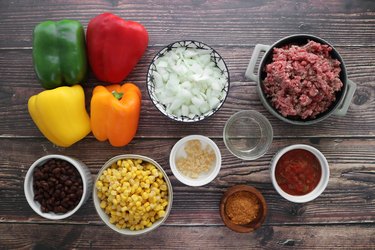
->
[[28, 85, 91, 147]]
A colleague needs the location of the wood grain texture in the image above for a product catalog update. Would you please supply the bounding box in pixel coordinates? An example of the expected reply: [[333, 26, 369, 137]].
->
[[0, 47, 374, 138], [0, 0, 375, 48], [0, 224, 374, 249], [0, 0, 374, 248], [0, 137, 373, 225]]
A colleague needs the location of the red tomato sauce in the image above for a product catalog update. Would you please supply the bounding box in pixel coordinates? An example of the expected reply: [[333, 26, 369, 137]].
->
[[275, 149, 321, 196]]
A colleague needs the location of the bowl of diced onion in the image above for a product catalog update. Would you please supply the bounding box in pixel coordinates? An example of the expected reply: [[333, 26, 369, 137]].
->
[[147, 40, 230, 122], [93, 154, 173, 235]]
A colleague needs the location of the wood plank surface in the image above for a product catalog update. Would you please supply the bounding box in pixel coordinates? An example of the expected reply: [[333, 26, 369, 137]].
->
[[0, 0, 374, 249], [0, 47, 374, 138], [0, 0, 375, 48], [0, 137, 374, 225], [0, 224, 374, 249]]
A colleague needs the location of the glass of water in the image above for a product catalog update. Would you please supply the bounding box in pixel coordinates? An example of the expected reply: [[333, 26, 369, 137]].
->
[[223, 110, 273, 160]]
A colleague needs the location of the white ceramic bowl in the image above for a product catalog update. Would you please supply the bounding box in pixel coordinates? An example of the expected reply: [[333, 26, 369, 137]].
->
[[270, 144, 329, 203], [170, 135, 221, 186], [24, 154, 92, 220], [147, 40, 230, 122], [93, 154, 173, 235]]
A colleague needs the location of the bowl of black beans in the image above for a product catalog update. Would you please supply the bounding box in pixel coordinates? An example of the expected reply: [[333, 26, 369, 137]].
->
[[24, 154, 92, 220]]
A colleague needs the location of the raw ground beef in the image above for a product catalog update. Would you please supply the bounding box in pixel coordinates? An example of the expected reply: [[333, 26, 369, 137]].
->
[[263, 40, 343, 119]]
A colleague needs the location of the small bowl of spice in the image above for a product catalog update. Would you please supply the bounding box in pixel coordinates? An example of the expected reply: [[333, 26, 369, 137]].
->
[[270, 144, 330, 203], [220, 185, 267, 233], [24, 154, 92, 220], [169, 135, 221, 186]]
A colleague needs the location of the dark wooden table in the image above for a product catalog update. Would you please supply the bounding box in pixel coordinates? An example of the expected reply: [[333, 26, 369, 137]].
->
[[1, 0, 374, 249]]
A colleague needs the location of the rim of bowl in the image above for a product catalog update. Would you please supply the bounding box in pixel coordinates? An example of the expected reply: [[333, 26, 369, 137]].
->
[[93, 154, 173, 235], [146, 40, 230, 122], [223, 110, 273, 160], [257, 34, 348, 125], [24, 154, 90, 220], [270, 144, 330, 203], [169, 135, 222, 186]]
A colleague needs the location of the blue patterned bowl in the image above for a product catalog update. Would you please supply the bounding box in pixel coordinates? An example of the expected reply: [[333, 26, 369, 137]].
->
[[147, 40, 230, 122]]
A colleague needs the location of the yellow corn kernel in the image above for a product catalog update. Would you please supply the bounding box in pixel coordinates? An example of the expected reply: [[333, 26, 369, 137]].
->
[[109, 217, 116, 224], [157, 210, 166, 217], [151, 168, 158, 176], [100, 201, 107, 209], [162, 201, 168, 207], [97, 191, 103, 199], [96, 181, 103, 188], [148, 176, 155, 182], [142, 192, 149, 200], [121, 206, 128, 212], [125, 172, 132, 181], [159, 184, 167, 191], [154, 205, 162, 212]]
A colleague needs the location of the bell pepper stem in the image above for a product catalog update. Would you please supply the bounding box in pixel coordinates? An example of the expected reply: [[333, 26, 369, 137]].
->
[[112, 90, 124, 100]]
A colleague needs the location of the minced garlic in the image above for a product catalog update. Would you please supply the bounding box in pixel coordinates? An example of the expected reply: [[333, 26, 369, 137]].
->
[[175, 140, 215, 178]]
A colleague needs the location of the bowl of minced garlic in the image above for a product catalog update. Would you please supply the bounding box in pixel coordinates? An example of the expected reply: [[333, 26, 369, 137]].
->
[[93, 155, 173, 235], [170, 135, 222, 186], [220, 185, 267, 233]]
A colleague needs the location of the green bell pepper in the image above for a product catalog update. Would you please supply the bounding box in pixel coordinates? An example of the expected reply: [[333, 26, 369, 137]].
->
[[32, 20, 87, 89]]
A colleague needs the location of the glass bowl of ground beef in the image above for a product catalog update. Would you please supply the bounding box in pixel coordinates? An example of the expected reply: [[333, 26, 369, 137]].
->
[[245, 34, 357, 125]]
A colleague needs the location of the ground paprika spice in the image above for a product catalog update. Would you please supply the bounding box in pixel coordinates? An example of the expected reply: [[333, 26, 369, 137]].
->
[[225, 191, 260, 225]]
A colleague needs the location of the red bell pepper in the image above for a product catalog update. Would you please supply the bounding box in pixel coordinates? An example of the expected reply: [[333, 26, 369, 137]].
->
[[87, 13, 148, 83]]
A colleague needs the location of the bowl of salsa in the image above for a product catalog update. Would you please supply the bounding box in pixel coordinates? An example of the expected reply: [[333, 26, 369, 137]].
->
[[270, 144, 329, 203]]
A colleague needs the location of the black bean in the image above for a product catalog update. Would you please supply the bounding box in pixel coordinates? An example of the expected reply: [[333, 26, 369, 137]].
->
[[32, 158, 83, 214], [60, 175, 68, 181], [43, 191, 50, 199], [34, 170, 43, 180], [54, 189, 61, 197], [61, 201, 69, 209], [68, 193, 76, 200], [40, 181, 48, 190]]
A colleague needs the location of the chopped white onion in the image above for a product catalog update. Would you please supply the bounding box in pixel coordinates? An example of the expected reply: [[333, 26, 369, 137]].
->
[[152, 47, 226, 118]]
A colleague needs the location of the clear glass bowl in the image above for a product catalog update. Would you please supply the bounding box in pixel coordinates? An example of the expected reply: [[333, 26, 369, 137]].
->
[[223, 110, 273, 160]]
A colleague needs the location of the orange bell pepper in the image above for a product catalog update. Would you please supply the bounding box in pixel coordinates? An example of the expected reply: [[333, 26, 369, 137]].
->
[[90, 83, 141, 147]]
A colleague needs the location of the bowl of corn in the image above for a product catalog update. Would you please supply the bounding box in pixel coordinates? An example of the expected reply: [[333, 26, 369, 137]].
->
[[93, 154, 173, 235]]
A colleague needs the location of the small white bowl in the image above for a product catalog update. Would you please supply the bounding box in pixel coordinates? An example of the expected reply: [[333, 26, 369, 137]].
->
[[270, 144, 329, 203], [93, 154, 173, 236], [170, 135, 221, 186], [24, 154, 92, 220]]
